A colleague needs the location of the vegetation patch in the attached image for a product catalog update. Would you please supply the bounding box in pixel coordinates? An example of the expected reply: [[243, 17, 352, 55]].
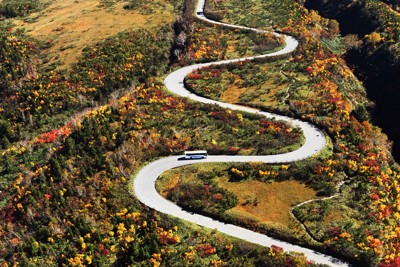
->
[[204, 0, 296, 29], [0, 0, 46, 18], [185, 61, 292, 114], [11, 0, 177, 70], [171, 18, 285, 64], [218, 177, 317, 229], [158, 161, 339, 248]]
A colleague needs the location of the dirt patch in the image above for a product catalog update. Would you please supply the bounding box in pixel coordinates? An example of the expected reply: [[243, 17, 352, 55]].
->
[[13, 0, 175, 69]]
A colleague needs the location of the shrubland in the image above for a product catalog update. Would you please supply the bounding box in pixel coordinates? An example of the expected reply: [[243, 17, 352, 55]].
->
[[304, 0, 400, 162], [0, 0, 321, 266], [1, 0, 398, 265], [0, 0, 44, 18], [161, 0, 400, 266]]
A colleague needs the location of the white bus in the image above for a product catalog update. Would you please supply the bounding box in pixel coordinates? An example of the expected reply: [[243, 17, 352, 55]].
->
[[184, 150, 208, 159]]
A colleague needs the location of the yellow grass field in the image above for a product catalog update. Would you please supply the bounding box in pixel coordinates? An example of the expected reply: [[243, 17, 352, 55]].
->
[[218, 177, 317, 229], [12, 0, 175, 69]]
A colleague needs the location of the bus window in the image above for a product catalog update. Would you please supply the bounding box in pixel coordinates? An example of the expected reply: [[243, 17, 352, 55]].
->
[[184, 150, 208, 159]]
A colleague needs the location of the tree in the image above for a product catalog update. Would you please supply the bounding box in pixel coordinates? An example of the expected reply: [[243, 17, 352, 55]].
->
[[365, 32, 383, 45], [328, 19, 340, 36]]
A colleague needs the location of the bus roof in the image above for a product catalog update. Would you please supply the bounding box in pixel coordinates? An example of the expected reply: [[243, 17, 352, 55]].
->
[[184, 150, 208, 154]]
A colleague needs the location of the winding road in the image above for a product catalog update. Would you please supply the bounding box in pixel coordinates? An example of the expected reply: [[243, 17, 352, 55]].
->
[[134, 0, 349, 266]]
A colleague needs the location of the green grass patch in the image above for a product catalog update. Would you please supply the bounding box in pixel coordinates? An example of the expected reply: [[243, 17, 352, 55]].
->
[[0, 0, 46, 18], [319, 37, 346, 55], [204, 0, 298, 29], [185, 60, 293, 114]]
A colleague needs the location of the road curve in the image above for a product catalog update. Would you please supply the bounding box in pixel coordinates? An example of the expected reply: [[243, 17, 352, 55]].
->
[[134, 0, 349, 266]]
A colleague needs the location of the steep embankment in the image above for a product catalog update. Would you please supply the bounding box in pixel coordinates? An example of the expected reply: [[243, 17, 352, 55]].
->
[[304, 0, 400, 162]]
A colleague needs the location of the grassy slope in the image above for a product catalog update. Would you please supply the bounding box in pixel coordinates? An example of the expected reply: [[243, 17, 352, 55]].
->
[[12, 0, 175, 70], [218, 178, 317, 227], [185, 60, 296, 114]]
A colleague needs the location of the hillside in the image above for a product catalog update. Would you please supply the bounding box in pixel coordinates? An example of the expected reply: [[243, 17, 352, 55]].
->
[[1, 0, 399, 266], [0, 0, 320, 266], [11, 0, 175, 70], [304, 0, 400, 162]]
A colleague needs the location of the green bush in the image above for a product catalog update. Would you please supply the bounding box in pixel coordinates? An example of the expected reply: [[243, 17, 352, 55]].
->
[[169, 182, 239, 215], [0, 0, 39, 18]]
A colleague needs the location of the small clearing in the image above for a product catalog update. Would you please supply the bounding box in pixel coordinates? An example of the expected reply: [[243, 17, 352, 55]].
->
[[218, 177, 317, 228]]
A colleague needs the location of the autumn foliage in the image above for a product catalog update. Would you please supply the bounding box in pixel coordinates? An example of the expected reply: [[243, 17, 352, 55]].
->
[[1, 0, 400, 266]]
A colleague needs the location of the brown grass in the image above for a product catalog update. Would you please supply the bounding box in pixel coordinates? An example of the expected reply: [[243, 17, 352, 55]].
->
[[218, 177, 317, 229], [216, 64, 290, 109], [220, 84, 253, 103], [159, 173, 181, 197], [13, 0, 175, 69]]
